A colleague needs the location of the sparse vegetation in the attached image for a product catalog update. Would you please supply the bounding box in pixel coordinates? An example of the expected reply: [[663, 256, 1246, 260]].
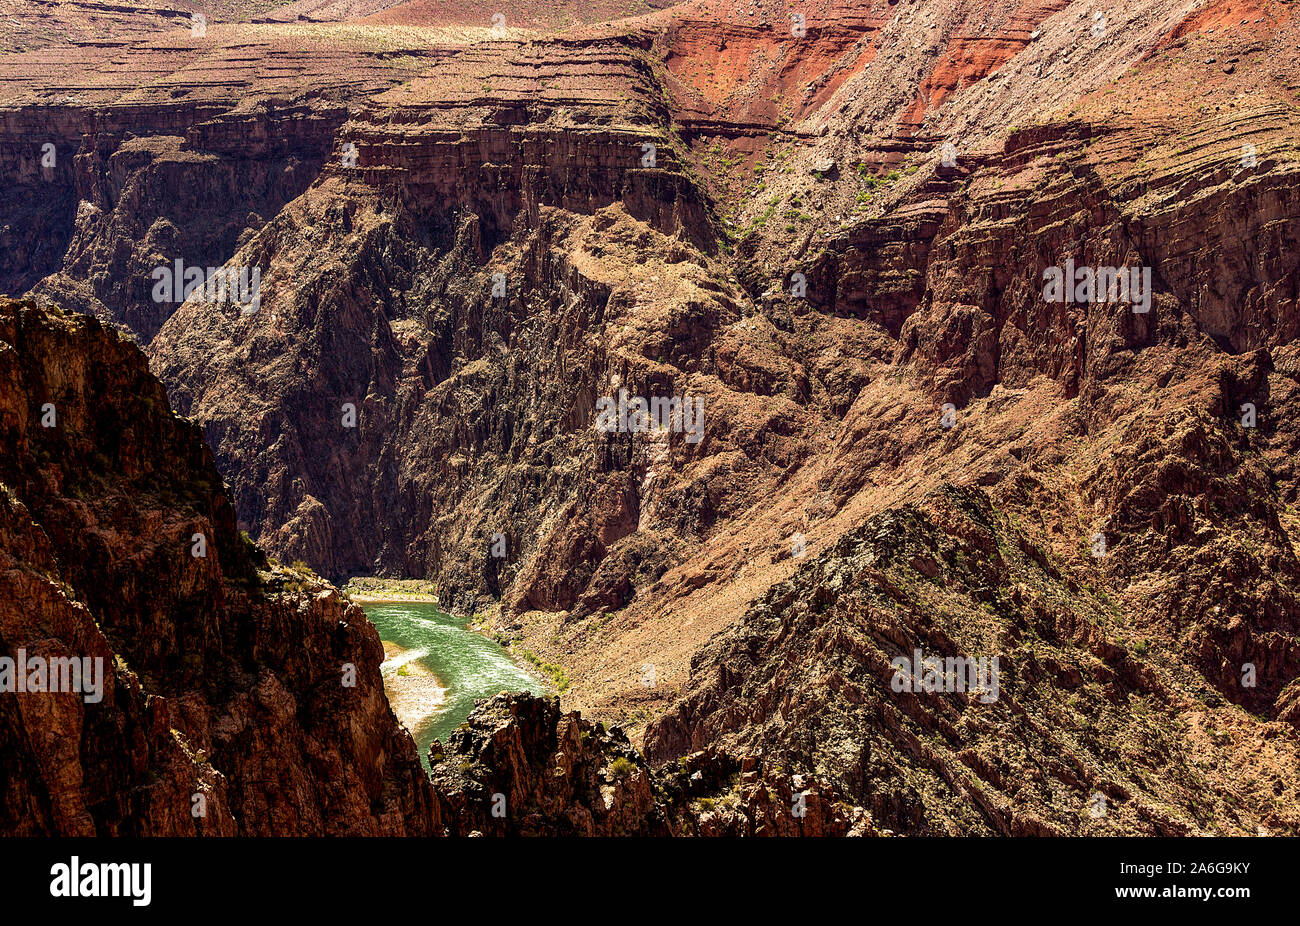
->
[[519, 648, 570, 692]]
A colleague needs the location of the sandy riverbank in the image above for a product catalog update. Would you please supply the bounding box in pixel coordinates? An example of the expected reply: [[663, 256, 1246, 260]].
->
[[342, 577, 439, 604], [347, 593, 438, 603], [379, 640, 448, 736]]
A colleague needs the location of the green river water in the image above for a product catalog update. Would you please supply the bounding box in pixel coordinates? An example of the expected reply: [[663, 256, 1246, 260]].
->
[[362, 601, 544, 768]]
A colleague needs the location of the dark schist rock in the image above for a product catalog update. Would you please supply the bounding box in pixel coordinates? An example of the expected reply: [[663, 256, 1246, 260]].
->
[[427, 691, 866, 836], [428, 692, 671, 836], [645, 486, 1300, 836], [5, 0, 1300, 839], [0, 298, 857, 838], [0, 299, 436, 836]]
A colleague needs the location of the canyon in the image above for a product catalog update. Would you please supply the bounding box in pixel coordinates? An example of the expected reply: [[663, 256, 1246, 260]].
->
[[2, 0, 1300, 835]]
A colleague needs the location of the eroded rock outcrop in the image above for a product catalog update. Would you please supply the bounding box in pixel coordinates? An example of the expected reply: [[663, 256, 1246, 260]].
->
[[646, 485, 1300, 835], [0, 299, 435, 835], [428, 691, 865, 835]]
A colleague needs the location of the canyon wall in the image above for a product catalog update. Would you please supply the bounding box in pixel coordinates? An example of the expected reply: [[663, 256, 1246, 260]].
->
[[2, 0, 1299, 835], [0, 299, 435, 835]]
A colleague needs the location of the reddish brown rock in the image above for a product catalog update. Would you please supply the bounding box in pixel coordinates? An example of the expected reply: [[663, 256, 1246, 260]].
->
[[3, 0, 1300, 839], [0, 298, 436, 836]]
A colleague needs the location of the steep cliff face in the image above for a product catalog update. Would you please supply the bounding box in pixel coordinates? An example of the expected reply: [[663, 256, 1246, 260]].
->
[[0, 299, 435, 835], [24, 111, 342, 342], [0, 17, 438, 338], [149, 192, 798, 609]]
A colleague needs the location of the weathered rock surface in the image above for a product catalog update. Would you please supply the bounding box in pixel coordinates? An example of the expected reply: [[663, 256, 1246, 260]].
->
[[2, 0, 1300, 837], [0, 299, 436, 835], [429, 691, 865, 835], [647, 485, 1300, 835]]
